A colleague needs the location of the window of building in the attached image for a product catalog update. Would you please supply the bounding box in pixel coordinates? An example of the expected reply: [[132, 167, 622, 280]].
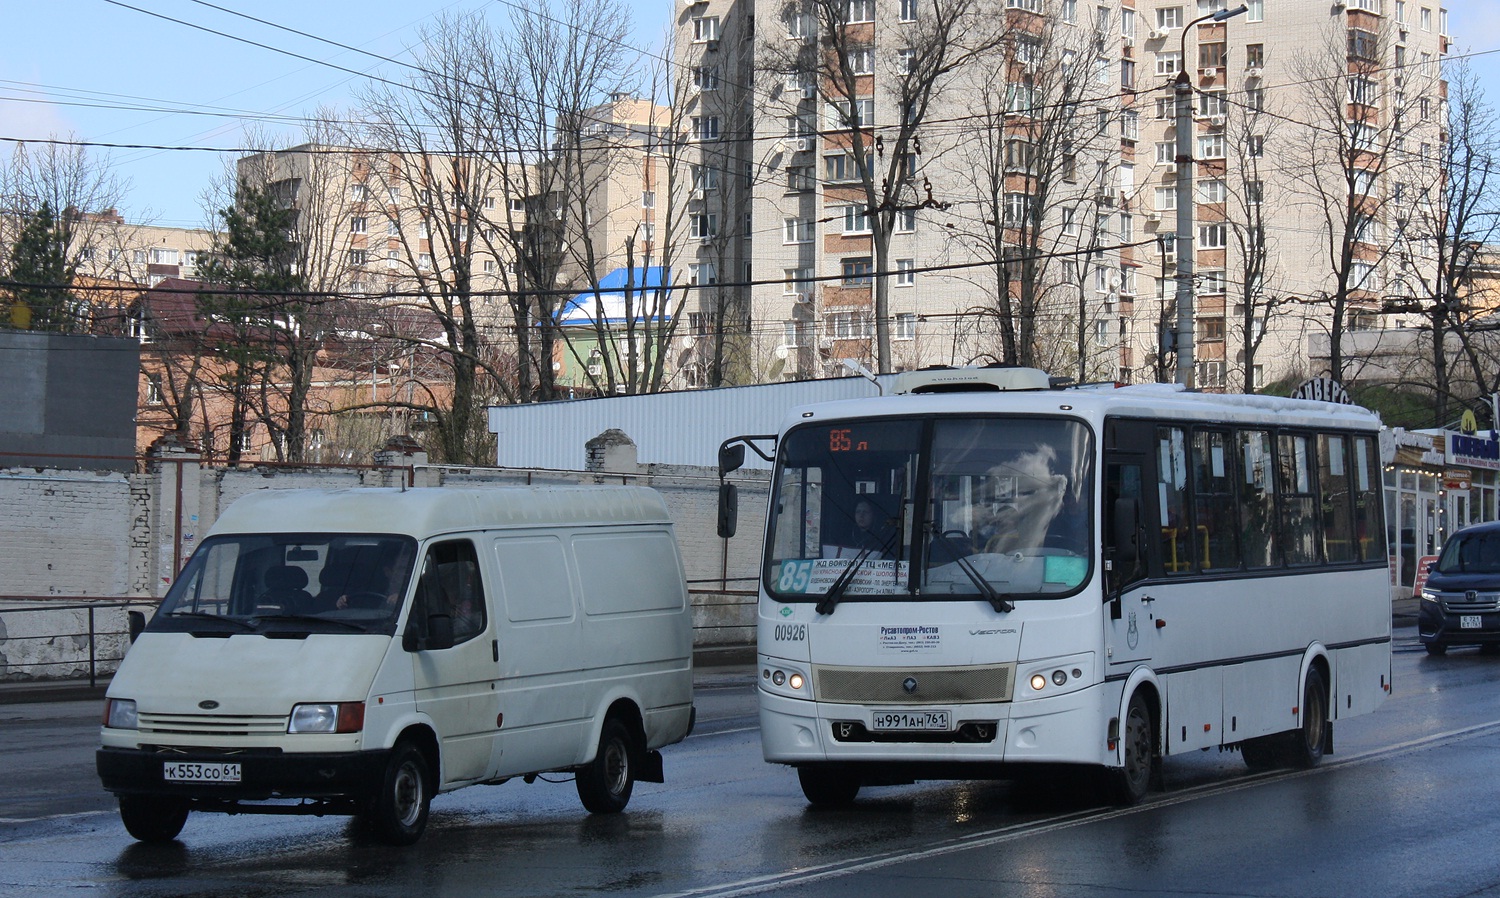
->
[[1198, 222, 1227, 249], [1198, 179, 1227, 203], [1062, 206, 1079, 236], [783, 321, 801, 348], [1198, 91, 1226, 118], [842, 205, 871, 234], [1199, 270, 1226, 294], [896, 48, 915, 75], [690, 262, 718, 285], [146, 373, 164, 406], [787, 164, 815, 192], [693, 15, 719, 41], [1156, 140, 1177, 167], [350, 216, 367, 234], [1006, 0, 1042, 10], [1121, 59, 1136, 91], [1119, 213, 1135, 242], [387, 250, 399, 269], [896, 208, 916, 232], [1156, 51, 1182, 77], [1061, 0, 1077, 22], [1247, 180, 1264, 205], [1395, 0, 1407, 22], [1003, 192, 1030, 226], [695, 65, 720, 91], [1349, 77, 1378, 106], [1157, 7, 1183, 29], [349, 249, 368, 266], [418, 253, 432, 269], [841, 257, 874, 285], [784, 218, 814, 244], [896, 259, 916, 286], [846, 0, 875, 22], [1199, 42, 1226, 69], [899, 0, 919, 21], [1120, 109, 1140, 142], [827, 310, 874, 339], [387, 218, 400, 236], [1247, 134, 1264, 157], [785, 267, 814, 294], [692, 116, 721, 141], [1197, 0, 1227, 11], [1198, 133, 1226, 159], [350, 184, 370, 202], [827, 98, 876, 129], [1155, 186, 1177, 211], [848, 46, 874, 75], [895, 312, 916, 340], [1246, 87, 1265, 112], [692, 213, 718, 239], [1421, 4, 1433, 28], [1246, 0, 1264, 21]]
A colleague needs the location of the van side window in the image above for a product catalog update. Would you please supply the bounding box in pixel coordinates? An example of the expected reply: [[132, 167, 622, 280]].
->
[[414, 540, 486, 644]]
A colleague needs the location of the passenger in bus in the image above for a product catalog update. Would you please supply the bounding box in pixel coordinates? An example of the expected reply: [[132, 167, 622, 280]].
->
[[849, 499, 895, 558], [977, 446, 1068, 554]]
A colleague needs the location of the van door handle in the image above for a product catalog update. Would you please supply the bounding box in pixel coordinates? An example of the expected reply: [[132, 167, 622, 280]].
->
[[1140, 594, 1157, 604], [492, 639, 498, 663]]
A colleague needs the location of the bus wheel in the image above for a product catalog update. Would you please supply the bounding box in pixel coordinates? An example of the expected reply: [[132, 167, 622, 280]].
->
[[1239, 736, 1281, 771], [370, 741, 432, 845], [798, 765, 861, 807], [576, 718, 636, 814], [1107, 693, 1154, 805], [118, 795, 189, 843], [1285, 668, 1328, 769]]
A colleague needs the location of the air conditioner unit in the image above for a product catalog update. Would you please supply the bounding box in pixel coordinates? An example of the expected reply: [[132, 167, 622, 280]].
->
[[1123, 36, 1134, 48], [1246, 66, 1263, 80], [586, 363, 602, 376], [691, 188, 706, 200], [1095, 188, 1118, 206], [1149, 28, 1169, 40], [704, 39, 719, 51], [1399, 28, 1410, 41], [1203, 67, 1218, 78], [792, 291, 810, 304], [793, 137, 811, 152], [1209, 114, 1226, 127], [802, 85, 817, 99], [1145, 211, 1161, 222]]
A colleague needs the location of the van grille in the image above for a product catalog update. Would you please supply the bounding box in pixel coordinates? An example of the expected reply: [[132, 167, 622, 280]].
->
[[813, 664, 1014, 705], [138, 712, 288, 737], [1436, 591, 1500, 613]]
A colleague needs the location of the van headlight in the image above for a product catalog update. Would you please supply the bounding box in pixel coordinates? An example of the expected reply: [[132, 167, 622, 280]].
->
[[1420, 589, 1439, 604], [288, 702, 365, 734], [103, 698, 137, 729]]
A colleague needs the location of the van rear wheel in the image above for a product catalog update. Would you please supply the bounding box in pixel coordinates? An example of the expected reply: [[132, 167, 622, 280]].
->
[[369, 741, 432, 845], [118, 795, 189, 843], [577, 718, 636, 814]]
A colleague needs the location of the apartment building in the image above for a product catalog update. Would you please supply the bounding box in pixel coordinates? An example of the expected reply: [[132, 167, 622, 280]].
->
[[676, 0, 1448, 390]]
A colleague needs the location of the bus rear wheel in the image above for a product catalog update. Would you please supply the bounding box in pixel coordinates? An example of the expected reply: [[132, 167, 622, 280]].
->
[[798, 765, 861, 807], [1106, 693, 1154, 805], [1285, 667, 1328, 769]]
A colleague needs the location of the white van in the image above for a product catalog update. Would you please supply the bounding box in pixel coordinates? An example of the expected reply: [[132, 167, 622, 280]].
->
[[97, 486, 695, 845]]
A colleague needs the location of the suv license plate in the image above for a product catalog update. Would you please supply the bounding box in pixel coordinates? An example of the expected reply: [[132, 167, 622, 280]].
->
[[163, 761, 241, 783], [871, 711, 950, 732], [1461, 615, 1483, 629]]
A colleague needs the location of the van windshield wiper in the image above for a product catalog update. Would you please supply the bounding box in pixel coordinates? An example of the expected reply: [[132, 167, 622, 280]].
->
[[250, 614, 367, 633], [165, 610, 255, 631]]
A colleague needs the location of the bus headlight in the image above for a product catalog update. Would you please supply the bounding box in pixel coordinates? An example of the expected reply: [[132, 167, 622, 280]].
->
[[761, 661, 812, 699], [1018, 654, 1096, 701]]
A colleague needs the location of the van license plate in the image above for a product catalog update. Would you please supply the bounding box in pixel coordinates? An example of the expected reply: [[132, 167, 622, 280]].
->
[[1461, 615, 1483, 629], [163, 761, 241, 783], [871, 711, 950, 731]]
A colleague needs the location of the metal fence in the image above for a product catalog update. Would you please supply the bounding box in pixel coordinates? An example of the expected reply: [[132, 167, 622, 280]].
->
[[0, 599, 158, 686]]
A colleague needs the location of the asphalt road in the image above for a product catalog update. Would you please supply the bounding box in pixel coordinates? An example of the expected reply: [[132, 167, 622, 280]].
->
[[4, 625, 1500, 897]]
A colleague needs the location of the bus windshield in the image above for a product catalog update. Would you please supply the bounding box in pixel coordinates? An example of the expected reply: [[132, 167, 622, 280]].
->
[[765, 416, 1093, 604]]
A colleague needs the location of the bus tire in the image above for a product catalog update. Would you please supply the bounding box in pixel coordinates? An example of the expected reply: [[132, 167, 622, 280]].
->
[[370, 740, 432, 845], [1107, 692, 1154, 805], [1285, 667, 1328, 769], [1239, 736, 1281, 771], [576, 717, 636, 814], [798, 765, 861, 807], [118, 795, 189, 843]]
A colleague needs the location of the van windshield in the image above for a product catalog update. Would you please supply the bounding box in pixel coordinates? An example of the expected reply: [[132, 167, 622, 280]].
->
[[149, 534, 418, 636]]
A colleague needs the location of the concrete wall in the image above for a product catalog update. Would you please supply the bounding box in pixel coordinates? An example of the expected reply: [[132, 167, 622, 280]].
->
[[0, 441, 769, 681]]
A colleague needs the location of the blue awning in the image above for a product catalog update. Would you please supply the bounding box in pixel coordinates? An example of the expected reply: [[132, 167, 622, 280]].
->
[[558, 267, 673, 326]]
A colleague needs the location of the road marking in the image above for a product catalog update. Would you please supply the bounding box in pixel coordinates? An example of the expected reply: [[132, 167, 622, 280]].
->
[[0, 810, 112, 824], [655, 716, 1500, 898]]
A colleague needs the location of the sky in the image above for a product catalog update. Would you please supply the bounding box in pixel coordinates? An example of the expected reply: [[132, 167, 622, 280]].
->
[[2, 0, 1497, 230]]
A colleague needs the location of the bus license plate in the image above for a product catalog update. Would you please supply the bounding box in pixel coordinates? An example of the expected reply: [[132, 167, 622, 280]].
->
[[163, 761, 241, 783], [1461, 615, 1483, 629], [871, 711, 950, 732]]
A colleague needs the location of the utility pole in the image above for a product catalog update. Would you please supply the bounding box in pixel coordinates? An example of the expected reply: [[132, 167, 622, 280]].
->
[[1173, 3, 1248, 389]]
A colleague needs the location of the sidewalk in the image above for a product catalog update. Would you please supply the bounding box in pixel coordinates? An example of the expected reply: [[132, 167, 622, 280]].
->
[[0, 608, 1416, 706]]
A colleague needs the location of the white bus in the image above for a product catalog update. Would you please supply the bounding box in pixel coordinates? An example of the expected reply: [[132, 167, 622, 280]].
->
[[717, 367, 1391, 805]]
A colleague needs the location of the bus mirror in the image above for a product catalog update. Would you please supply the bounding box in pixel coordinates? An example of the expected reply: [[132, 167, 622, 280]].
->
[[1112, 497, 1140, 563], [719, 442, 746, 477], [718, 483, 739, 539]]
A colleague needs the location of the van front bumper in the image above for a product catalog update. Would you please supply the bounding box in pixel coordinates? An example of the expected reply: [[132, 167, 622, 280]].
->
[[97, 746, 392, 803]]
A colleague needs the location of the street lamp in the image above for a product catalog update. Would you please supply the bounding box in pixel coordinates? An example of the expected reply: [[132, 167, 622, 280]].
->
[[1172, 3, 1248, 389]]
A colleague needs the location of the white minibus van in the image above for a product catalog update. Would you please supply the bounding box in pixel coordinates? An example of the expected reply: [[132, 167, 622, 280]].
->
[[98, 486, 695, 844]]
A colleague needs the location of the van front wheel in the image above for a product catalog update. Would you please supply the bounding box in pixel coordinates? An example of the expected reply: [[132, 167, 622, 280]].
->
[[369, 741, 432, 845], [577, 718, 636, 814], [119, 795, 189, 842]]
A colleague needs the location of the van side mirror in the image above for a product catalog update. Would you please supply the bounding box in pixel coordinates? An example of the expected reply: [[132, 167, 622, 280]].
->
[[127, 610, 146, 643], [425, 614, 455, 652], [718, 443, 746, 477], [717, 483, 739, 539]]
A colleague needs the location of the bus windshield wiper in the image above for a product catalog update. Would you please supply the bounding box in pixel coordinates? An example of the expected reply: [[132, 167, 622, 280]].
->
[[816, 547, 877, 616], [950, 554, 1015, 613]]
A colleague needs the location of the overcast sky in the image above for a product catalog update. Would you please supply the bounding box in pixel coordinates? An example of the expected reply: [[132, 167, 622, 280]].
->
[[1, 0, 1493, 229]]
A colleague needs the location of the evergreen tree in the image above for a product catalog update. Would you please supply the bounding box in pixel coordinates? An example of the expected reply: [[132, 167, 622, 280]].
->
[[7, 202, 77, 331]]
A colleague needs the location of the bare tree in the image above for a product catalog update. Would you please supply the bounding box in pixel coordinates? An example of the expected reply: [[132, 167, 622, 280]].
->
[[1288, 18, 1428, 385], [1395, 59, 1500, 423], [945, 4, 1119, 378], [762, 0, 1006, 374]]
